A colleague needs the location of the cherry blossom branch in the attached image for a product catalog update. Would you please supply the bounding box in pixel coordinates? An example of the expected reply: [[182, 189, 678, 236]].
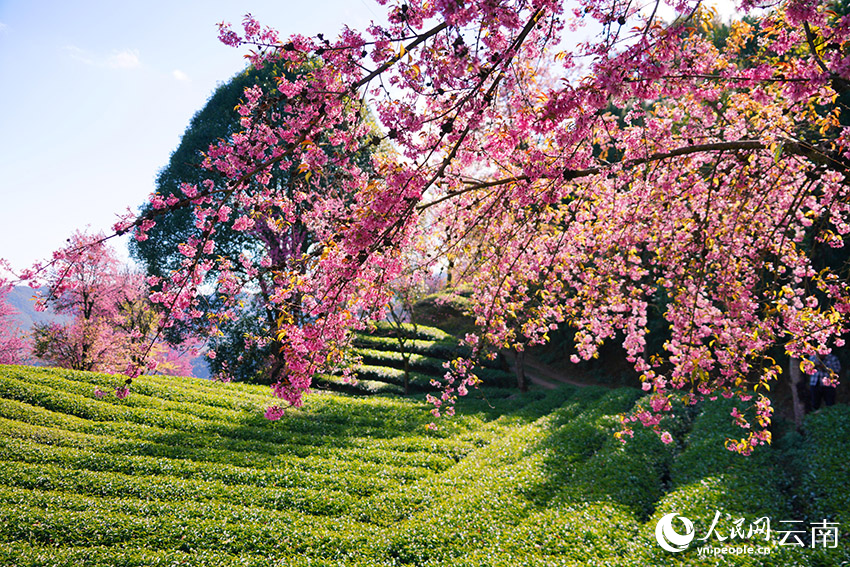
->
[[418, 137, 846, 210]]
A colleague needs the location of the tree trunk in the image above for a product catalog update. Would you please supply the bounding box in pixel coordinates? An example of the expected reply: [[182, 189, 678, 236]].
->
[[403, 355, 410, 395], [514, 349, 528, 392], [788, 356, 805, 428]]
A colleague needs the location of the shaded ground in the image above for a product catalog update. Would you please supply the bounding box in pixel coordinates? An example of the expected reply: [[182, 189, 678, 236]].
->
[[503, 350, 603, 390]]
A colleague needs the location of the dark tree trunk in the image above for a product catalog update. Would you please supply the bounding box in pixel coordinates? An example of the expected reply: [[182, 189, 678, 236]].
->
[[514, 349, 528, 392], [789, 356, 806, 428], [403, 354, 410, 395]]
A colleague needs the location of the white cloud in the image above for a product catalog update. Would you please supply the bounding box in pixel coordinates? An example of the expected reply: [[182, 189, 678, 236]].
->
[[63, 45, 140, 69], [63, 45, 96, 65], [172, 69, 190, 82], [0, 22, 9, 33], [106, 49, 141, 69]]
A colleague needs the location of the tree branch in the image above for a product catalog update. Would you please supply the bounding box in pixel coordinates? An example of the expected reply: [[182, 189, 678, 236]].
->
[[417, 137, 847, 210], [353, 22, 450, 91]]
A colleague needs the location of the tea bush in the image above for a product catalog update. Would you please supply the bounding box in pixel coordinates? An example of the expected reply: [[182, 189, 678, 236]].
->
[[794, 404, 850, 566], [0, 364, 845, 566]]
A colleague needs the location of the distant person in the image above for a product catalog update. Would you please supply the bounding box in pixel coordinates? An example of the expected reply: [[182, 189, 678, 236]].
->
[[809, 353, 841, 410]]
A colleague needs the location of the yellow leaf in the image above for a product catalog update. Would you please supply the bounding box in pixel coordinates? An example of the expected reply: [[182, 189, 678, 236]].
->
[[771, 141, 784, 164]]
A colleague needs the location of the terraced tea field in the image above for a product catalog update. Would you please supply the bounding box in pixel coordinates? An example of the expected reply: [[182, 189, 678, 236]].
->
[[314, 322, 516, 395], [0, 364, 847, 566]]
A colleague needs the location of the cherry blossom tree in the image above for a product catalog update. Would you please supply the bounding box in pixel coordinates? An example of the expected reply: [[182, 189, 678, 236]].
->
[[31, 232, 195, 381], [110, 272, 198, 377], [26, 0, 850, 452], [32, 232, 128, 372], [0, 260, 29, 364]]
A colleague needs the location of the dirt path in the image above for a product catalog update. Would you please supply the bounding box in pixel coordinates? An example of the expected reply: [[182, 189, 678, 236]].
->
[[502, 351, 602, 390]]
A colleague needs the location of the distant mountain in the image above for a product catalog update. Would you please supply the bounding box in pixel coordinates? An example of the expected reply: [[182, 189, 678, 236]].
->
[[5, 286, 69, 333]]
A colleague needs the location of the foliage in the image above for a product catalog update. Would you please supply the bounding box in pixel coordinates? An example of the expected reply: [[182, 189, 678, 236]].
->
[[0, 261, 29, 364], [16, 1, 850, 453], [351, 334, 468, 360], [314, 322, 516, 395], [367, 320, 455, 342], [793, 404, 850, 566], [352, 347, 446, 373], [2, 365, 846, 565], [28, 233, 193, 381], [412, 287, 477, 337]]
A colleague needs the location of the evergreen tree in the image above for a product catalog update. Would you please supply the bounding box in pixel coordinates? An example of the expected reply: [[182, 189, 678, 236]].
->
[[132, 63, 375, 382]]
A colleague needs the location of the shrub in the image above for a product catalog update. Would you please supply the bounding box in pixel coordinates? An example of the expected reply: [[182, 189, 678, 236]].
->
[[646, 398, 799, 566], [793, 404, 850, 566], [0, 365, 844, 566]]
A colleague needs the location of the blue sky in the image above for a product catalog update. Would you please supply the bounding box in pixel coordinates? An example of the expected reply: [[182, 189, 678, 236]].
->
[[0, 1, 738, 276], [0, 0, 384, 273]]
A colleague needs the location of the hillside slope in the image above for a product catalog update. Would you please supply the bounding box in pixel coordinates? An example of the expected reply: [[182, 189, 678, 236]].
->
[[0, 365, 846, 566], [315, 322, 515, 395], [4, 286, 69, 334]]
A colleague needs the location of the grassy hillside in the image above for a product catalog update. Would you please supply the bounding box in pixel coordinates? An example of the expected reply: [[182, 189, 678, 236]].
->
[[314, 322, 516, 395], [0, 364, 847, 566]]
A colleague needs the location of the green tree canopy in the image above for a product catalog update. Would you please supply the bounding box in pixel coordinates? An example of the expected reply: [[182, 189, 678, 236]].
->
[[131, 62, 376, 382]]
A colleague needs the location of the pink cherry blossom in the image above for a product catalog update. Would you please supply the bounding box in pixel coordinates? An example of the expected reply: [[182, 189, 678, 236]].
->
[[28, 0, 850, 456], [264, 405, 285, 421]]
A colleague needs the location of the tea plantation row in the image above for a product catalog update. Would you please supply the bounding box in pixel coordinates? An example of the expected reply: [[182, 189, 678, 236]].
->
[[0, 364, 847, 566], [313, 323, 517, 395]]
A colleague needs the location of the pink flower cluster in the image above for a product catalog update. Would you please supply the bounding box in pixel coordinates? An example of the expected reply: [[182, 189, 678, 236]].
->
[[60, 0, 850, 457]]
